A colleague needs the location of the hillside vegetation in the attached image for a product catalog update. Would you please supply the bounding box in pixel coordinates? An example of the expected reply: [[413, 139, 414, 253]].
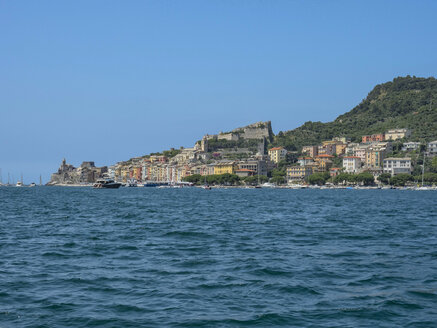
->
[[272, 76, 437, 150]]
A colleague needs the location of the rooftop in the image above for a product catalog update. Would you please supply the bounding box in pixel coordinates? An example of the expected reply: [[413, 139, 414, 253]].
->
[[384, 157, 412, 161], [317, 154, 334, 158]]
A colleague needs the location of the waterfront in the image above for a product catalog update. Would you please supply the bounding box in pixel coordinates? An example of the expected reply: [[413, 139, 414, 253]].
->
[[1, 187, 436, 327]]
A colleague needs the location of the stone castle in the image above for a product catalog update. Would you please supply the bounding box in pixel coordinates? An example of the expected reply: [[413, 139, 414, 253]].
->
[[48, 159, 107, 185]]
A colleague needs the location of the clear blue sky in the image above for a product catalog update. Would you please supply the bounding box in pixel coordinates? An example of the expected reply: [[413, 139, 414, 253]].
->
[[1, 0, 437, 183]]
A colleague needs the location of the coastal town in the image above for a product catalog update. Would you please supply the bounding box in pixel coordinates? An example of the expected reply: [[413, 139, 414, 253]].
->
[[46, 121, 437, 189]]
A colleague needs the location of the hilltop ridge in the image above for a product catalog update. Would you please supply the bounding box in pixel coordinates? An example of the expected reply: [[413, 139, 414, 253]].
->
[[271, 76, 437, 150]]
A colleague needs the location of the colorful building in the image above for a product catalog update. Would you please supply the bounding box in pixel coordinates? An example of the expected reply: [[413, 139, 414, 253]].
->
[[214, 162, 238, 175], [330, 167, 342, 177], [315, 154, 334, 171], [362, 134, 385, 143], [335, 143, 347, 156], [268, 147, 287, 163], [297, 157, 314, 166], [365, 150, 383, 168], [286, 165, 313, 181], [318, 144, 336, 156]]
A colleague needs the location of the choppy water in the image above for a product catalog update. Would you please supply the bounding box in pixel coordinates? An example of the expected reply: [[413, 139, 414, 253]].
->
[[0, 187, 436, 327]]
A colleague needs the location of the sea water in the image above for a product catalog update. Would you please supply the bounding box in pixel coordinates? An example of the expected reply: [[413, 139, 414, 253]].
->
[[0, 187, 436, 327]]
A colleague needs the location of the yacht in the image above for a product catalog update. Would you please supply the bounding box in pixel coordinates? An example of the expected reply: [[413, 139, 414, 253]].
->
[[16, 181, 23, 187], [29, 182, 36, 187], [93, 179, 122, 189]]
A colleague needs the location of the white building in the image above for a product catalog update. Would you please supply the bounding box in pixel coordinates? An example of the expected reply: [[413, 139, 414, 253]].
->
[[297, 157, 314, 166], [383, 157, 412, 176], [428, 140, 437, 157], [342, 156, 361, 173], [402, 142, 421, 152], [107, 165, 116, 179]]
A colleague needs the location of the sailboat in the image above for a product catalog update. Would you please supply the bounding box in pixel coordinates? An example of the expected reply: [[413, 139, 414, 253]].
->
[[201, 175, 211, 189], [416, 152, 432, 190]]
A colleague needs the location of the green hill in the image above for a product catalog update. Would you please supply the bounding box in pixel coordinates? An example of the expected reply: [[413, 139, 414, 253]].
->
[[272, 76, 437, 151]]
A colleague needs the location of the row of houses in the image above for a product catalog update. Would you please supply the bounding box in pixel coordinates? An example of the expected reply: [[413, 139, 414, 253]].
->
[[361, 129, 411, 143], [286, 129, 437, 183], [108, 157, 272, 183]]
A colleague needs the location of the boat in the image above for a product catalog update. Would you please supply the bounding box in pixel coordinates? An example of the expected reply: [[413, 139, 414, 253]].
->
[[93, 179, 122, 189], [415, 186, 433, 191], [29, 182, 36, 187], [16, 173, 24, 187], [261, 182, 276, 188], [415, 152, 432, 190], [126, 179, 138, 187], [201, 175, 211, 190]]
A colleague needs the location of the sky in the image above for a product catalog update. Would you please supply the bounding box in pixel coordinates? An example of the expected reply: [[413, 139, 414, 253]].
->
[[1, 0, 437, 184]]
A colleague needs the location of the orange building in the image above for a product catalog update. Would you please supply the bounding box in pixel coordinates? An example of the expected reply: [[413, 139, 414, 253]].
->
[[362, 134, 385, 143]]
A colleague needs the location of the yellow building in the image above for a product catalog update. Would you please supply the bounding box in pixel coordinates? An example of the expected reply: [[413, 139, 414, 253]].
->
[[286, 165, 313, 180], [268, 147, 287, 163], [322, 140, 337, 146], [214, 162, 238, 175], [385, 129, 411, 140], [315, 154, 334, 171], [365, 150, 384, 168], [120, 166, 130, 182], [335, 143, 347, 156]]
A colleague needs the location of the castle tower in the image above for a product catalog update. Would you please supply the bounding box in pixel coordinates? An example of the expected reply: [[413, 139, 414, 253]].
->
[[201, 136, 209, 152]]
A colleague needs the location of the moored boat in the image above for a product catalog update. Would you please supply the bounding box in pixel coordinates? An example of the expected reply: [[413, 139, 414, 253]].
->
[[93, 179, 122, 189]]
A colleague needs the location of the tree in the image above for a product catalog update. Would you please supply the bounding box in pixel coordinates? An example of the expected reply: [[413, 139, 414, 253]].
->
[[307, 172, 330, 185], [243, 175, 268, 185], [333, 173, 355, 185], [432, 157, 437, 173], [356, 172, 375, 186], [377, 173, 391, 184], [390, 173, 414, 186], [182, 174, 202, 184]]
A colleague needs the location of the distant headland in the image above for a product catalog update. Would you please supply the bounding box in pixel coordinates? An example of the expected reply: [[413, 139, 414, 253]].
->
[[48, 76, 437, 188]]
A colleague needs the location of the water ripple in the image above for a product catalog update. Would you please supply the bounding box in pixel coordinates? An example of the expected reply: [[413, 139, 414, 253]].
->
[[0, 187, 436, 327]]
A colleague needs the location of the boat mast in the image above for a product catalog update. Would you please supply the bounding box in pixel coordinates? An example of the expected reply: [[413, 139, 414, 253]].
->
[[8, 172, 10, 185], [40, 175, 42, 186], [422, 151, 425, 187]]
